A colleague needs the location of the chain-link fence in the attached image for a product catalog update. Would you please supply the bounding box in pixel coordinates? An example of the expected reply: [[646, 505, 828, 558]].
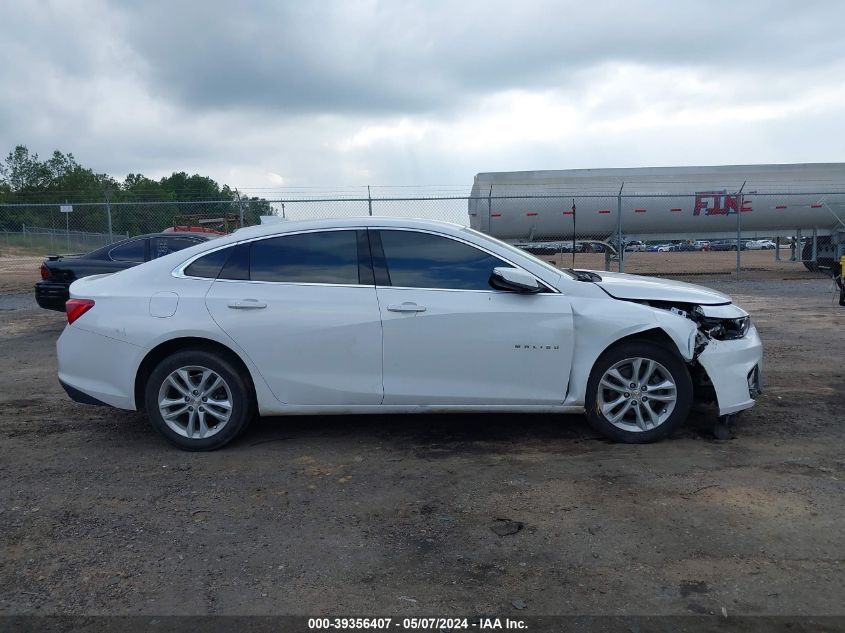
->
[[2, 190, 843, 280], [1, 225, 129, 254]]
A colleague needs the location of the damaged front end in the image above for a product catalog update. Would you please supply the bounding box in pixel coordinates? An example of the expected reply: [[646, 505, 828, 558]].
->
[[638, 299, 764, 416]]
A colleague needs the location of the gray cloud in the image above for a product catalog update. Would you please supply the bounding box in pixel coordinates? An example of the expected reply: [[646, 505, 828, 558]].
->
[[117, 0, 845, 115], [0, 0, 844, 190]]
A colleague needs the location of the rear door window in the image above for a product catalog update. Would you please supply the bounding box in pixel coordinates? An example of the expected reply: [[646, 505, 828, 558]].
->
[[109, 238, 146, 263], [249, 230, 361, 284], [152, 236, 204, 259]]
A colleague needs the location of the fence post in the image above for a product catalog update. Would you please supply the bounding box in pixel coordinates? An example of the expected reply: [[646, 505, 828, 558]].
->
[[105, 191, 113, 242], [617, 184, 624, 272], [65, 201, 71, 251], [736, 194, 741, 274], [487, 185, 493, 232], [570, 198, 577, 267], [236, 192, 245, 227], [735, 181, 746, 275], [367, 186, 373, 217]]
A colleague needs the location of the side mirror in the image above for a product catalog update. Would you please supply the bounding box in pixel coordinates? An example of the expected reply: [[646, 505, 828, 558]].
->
[[490, 267, 542, 293]]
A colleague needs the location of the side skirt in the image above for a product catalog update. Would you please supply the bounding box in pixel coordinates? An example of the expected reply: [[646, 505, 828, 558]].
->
[[256, 404, 585, 416]]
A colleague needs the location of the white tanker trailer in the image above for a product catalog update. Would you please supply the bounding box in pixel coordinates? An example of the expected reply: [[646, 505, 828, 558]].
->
[[468, 164, 845, 273]]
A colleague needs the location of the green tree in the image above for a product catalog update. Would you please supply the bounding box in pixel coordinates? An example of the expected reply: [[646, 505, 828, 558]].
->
[[0, 145, 274, 232], [1, 145, 51, 191]]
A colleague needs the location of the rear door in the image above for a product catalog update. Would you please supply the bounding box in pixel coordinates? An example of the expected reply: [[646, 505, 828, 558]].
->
[[371, 229, 574, 406], [203, 229, 383, 405]]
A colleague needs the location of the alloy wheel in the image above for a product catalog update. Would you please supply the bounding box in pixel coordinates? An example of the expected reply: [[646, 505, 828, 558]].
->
[[596, 357, 677, 432], [157, 365, 233, 439]]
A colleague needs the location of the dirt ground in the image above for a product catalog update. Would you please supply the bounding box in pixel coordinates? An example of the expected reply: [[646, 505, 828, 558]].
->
[[545, 248, 813, 278], [0, 264, 843, 619], [0, 254, 43, 295]]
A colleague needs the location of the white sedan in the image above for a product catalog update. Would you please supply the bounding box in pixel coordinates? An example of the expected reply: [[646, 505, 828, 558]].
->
[[745, 239, 777, 250], [57, 218, 763, 450]]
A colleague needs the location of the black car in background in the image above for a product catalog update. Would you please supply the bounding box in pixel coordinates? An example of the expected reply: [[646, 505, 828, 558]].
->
[[35, 232, 215, 311]]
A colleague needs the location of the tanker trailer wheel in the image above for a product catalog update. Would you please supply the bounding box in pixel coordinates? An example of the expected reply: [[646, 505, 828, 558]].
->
[[802, 236, 836, 274]]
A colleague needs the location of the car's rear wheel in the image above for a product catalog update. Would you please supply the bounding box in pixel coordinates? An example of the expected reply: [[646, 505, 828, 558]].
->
[[585, 341, 692, 443], [144, 349, 254, 451]]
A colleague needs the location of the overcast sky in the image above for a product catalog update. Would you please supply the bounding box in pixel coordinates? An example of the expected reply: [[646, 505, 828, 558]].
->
[[1, 0, 844, 193]]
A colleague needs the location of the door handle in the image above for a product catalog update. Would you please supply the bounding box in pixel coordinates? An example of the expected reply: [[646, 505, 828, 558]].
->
[[387, 302, 426, 313], [228, 299, 267, 310]]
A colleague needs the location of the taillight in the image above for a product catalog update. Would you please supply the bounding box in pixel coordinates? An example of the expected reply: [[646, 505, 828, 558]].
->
[[40, 263, 51, 280], [66, 298, 95, 324]]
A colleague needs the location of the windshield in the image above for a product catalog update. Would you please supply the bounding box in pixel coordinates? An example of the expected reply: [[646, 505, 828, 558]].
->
[[460, 227, 577, 279]]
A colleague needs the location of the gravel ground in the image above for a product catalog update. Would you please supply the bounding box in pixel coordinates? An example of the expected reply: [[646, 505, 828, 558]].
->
[[0, 275, 843, 619]]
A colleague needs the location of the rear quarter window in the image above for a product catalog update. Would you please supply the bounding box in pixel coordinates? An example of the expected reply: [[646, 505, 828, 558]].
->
[[183, 247, 233, 279]]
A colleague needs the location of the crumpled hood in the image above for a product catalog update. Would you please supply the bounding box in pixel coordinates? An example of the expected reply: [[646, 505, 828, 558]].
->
[[586, 270, 732, 305]]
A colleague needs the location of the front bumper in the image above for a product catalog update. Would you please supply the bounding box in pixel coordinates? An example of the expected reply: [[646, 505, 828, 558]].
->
[[697, 324, 763, 416], [35, 281, 70, 311]]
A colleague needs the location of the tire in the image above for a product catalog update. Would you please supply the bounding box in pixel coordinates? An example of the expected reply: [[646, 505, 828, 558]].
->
[[144, 348, 254, 451], [802, 236, 839, 275], [585, 340, 693, 443]]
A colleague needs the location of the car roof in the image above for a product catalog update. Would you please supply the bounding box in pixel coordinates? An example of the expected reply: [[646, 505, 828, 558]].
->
[[116, 217, 472, 269], [203, 217, 468, 247], [97, 215, 573, 292], [130, 232, 216, 240]]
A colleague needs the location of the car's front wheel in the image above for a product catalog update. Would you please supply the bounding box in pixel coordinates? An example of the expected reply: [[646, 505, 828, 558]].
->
[[585, 341, 692, 443], [144, 349, 254, 451]]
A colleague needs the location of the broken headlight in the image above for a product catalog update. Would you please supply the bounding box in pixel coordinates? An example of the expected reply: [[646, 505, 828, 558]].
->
[[694, 310, 751, 340], [637, 301, 751, 343]]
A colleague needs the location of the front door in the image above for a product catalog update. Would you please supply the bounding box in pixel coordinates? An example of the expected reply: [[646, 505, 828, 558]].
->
[[371, 229, 574, 406]]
